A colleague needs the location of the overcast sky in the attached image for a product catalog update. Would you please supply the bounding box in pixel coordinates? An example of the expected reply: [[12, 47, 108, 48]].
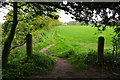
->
[[58, 10, 75, 23], [0, 7, 75, 23], [0, 5, 13, 23]]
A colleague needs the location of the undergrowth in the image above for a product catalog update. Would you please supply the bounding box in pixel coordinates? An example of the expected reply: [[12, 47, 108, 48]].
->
[[51, 49, 88, 70], [2, 28, 56, 79], [51, 49, 120, 77], [2, 48, 55, 79]]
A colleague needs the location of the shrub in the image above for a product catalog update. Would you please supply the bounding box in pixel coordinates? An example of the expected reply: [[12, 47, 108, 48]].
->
[[2, 53, 55, 79]]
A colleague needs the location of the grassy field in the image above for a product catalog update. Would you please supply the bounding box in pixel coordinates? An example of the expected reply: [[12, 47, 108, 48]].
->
[[47, 25, 114, 53], [2, 24, 120, 79], [46, 25, 119, 70]]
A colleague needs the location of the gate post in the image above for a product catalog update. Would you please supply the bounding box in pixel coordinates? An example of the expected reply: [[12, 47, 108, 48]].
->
[[97, 37, 104, 64], [26, 34, 32, 60]]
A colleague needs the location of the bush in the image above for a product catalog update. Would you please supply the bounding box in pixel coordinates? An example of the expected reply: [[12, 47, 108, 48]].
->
[[2, 53, 55, 79], [68, 53, 88, 70], [52, 48, 120, 74], [85, 50, 97, 65], [52, 49, 75, 58]]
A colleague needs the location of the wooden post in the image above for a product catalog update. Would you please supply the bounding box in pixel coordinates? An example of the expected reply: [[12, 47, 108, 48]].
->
[[26, 34, 32, 60], [97, 37, 104, 64]]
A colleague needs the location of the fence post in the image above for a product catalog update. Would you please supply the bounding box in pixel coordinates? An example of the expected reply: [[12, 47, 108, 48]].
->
[[26, 34, 32, 60], [97, 37, 104, 64]]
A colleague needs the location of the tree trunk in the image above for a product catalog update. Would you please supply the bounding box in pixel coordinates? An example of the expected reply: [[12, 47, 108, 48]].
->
[[2, 2, 18, 69]]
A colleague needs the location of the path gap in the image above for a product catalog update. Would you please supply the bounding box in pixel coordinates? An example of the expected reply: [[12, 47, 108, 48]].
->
[[25, 30, 116, 79]]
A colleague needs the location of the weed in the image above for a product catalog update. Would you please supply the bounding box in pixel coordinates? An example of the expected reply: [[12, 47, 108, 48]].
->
[[3, 53, 55, 79]]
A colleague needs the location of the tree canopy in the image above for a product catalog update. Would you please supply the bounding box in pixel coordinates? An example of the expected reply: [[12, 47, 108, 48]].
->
[[1, 2, 120, 26], [1, 2, 120, 68]]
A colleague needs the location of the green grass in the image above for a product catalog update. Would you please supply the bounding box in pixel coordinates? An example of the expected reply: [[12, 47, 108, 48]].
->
[[47, 25, 120, 70], [48, 25, 114, 53], [2, 25, 119, 79], [32, 28, 55, 50], [30, 25, 119, 71], [2, 43, 56, 79]]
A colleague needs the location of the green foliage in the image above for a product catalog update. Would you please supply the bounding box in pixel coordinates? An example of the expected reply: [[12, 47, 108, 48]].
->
[[2, 17, 60, 79], [51, 49, 88, 70], [2, 9, 61, 50], [84, 50, 120, 73], [32, 16, 62, 31], [2, 48, 55, 79], [52, 48, 120, 73], [68, 55, 88, 70], [48, 25, 120, 76], [112, 72, 120, 77], [112, 26, 120, 55], [51, 49, 75, 58], [2, 10, 33, 49], [84, 50, 97, 64], [32, 28, 54, 50]]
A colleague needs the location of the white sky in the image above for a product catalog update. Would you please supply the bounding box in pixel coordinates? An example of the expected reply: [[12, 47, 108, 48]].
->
[[0, 7, 75, 23], [1, 7, 113, 23], [0, 5, 13, 23], [58, 10, 75, 23], [0, 8, 9, 23]]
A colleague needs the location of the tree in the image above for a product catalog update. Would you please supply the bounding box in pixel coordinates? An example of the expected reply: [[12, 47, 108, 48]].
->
[[1, 2, 59, 68], [1, 2, 120, 68], [2, 8, 61, 50], [2, 2, 17, 68]]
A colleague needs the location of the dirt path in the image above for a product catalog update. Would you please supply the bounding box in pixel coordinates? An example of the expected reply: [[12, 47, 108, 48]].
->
[[25, 56, 115, 78], [40, 31, 55, 53], [25, 30, 116, 79], [40, 44, 55, 53]]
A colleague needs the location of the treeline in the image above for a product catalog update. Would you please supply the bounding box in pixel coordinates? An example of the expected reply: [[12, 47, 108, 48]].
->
[[67, 21, 89, 26], [67, 21, 95, 26]]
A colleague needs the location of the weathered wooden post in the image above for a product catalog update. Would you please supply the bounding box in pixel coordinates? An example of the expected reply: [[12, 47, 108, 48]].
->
[[97, 37, 104, 64], [26, 34, 32, 60]]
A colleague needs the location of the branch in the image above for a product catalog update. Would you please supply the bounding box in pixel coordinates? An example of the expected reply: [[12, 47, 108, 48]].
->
[[10, 42, 26, 50], [18, 3, 28, 8]]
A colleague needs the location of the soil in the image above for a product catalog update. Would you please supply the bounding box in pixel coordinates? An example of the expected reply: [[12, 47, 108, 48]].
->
[[40, 44, 55, 53], [25, 56, 116, 79], [25, 44, 117, 79], [24, 31, 117, 79]]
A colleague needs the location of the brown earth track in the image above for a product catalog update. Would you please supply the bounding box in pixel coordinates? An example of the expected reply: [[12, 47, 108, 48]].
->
[[25, 56, 116, 79], [24, 30, 117, 79]]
